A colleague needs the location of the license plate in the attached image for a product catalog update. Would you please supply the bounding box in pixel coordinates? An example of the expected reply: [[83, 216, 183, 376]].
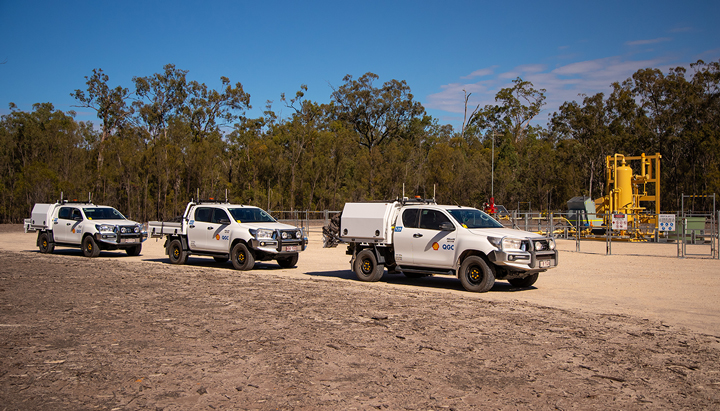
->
[[284, 246, 297, 252], [121, 238, 139, 243], [539, 259, 552, 268]]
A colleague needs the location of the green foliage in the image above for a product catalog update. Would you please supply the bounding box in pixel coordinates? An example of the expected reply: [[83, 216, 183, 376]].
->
[[1, 61, 718, 222]]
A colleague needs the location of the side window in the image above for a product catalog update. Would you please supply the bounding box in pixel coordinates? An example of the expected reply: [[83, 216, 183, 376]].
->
[[195, 207, 212, 223], [58, 207, 72, 220], [419, 209, 451, 231], [212, 208, 230, 224], [402, 209, 419, 228]]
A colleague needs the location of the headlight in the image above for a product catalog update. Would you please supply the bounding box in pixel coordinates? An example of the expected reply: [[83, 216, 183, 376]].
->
[[488, 236, 525, 251], [250, 228, 274, 239], [134, 226, 140, 233], [296, 230, 302, 239], [502, 238, 524, 251], [96, 224, 114, 232], [549, 238, 556, 250], [281, 231, 289, 239], [535, 241, 543, 251]]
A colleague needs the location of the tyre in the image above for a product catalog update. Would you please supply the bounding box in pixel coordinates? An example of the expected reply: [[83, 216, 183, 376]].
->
[[231, 242, 255, 271], [213, 256, 229, 264], [38, 232, 54, 254], [167, 239, 187, 265], [459, 256, 495, 292], [353, 249, 384, 282], [508, 273, 539, 288], [125, 244, 142, 256], [82, 235, 101, 258], [277, 253, 299, 268]]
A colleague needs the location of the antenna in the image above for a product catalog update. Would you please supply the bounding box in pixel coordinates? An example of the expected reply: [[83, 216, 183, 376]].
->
[[433, 184, 436, 201]]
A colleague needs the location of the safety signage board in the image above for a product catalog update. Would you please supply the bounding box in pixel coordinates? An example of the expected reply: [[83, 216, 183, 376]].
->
[[659, 214, 676, 232], [612, 214, 627, 230]]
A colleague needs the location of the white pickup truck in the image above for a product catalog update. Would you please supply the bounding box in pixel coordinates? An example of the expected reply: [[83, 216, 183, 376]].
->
[[323, 198, 558, 292], [148, 200, 308, 270], [24, 201, 147, 257]]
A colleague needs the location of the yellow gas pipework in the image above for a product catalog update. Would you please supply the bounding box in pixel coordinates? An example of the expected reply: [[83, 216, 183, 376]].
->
[[598, 152, 661, 240]]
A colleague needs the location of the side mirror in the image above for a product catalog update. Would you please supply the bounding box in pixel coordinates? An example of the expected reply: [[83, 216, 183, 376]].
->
[[218, 218, 231, 225], [440, 222, 455, 231], [74, 216, 83, 221]]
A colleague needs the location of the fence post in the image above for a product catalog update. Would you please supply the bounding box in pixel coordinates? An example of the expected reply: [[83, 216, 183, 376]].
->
[[677, 213, 681, 258], [606, 219, 611, 255], [682, 217, 687, 258], [575, 211, 580, 252], [549, 213, 554, 238]]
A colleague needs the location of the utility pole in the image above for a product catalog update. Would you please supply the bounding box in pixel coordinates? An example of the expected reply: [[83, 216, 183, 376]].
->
[[491, 129, 497, 200]]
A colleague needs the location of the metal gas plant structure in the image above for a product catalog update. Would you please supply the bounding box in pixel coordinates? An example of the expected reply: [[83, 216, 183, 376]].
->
[[568, 153, 662, 241]]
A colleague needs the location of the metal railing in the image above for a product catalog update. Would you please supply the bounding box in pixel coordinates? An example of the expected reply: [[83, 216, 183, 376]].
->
[[269, 210, 341, 233], [268, 209, 719, 259]]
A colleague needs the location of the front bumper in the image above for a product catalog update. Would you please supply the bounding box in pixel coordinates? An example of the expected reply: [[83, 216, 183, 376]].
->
[[249, 228, 308, 255], [95, 231, 148, 246], [249, 237, 308, 254], [488, 249, 558, 271]]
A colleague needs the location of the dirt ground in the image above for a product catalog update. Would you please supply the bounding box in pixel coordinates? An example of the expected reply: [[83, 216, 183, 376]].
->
[[1, 224, 719, 410]]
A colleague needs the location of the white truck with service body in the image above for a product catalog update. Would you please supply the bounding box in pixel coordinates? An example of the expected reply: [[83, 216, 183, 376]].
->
[[323, 199, 558, 292], [24, 201, 147, 257], [148, 200, 308, 270]]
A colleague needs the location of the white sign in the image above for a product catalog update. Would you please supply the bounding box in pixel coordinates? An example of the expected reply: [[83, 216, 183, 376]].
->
[[659, 214, 676, 232], [612, 214, 628, 230]]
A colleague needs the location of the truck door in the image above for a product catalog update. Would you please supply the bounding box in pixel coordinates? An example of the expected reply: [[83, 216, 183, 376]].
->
[[411, 209, 457, 269], [206, 208, 232, 253], [55, 207, 83, 243], [392, 208, 419, 266], [189, 206, 213, 251]]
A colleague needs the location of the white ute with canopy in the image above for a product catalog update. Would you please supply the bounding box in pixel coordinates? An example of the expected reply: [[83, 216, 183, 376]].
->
[[24, 200, 147, 257], [323, 198, 558, 292]]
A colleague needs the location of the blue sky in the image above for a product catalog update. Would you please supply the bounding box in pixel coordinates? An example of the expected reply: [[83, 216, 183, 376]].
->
[[1, 0, 718, 131]]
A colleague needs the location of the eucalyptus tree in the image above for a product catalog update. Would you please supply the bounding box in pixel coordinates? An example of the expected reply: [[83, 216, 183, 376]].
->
[[331, 72, 426, 199], [132, 64, 190, 219], [177, 76, 251, 199], [467, 77, 546, 144], [71, 68, 133, 172]]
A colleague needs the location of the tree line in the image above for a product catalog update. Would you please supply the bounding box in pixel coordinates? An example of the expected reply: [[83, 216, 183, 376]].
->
[[1, 61, 718, 223]]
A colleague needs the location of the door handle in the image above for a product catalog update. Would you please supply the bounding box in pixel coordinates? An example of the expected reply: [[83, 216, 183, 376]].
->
[[66, 223, 71, 226], [413, 233, 423, 238], [207, 226, 214, 230]]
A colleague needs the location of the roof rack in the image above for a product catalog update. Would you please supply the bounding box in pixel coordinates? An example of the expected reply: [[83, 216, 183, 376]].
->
[[59, 199, 95, 205], [196, 198, 230, 204], [401, 196, 437, 205]]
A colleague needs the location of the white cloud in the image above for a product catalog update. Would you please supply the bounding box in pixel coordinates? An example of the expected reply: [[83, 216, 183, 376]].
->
[[424, 54, 672, 126], [461, 66, 498, 79], [625, 37, 672, 46]]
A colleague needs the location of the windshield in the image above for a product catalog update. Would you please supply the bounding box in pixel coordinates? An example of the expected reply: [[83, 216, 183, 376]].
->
[[83, 207, 126, 220], [228, 207, 276, 223], [448, 208, 503, 229]]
